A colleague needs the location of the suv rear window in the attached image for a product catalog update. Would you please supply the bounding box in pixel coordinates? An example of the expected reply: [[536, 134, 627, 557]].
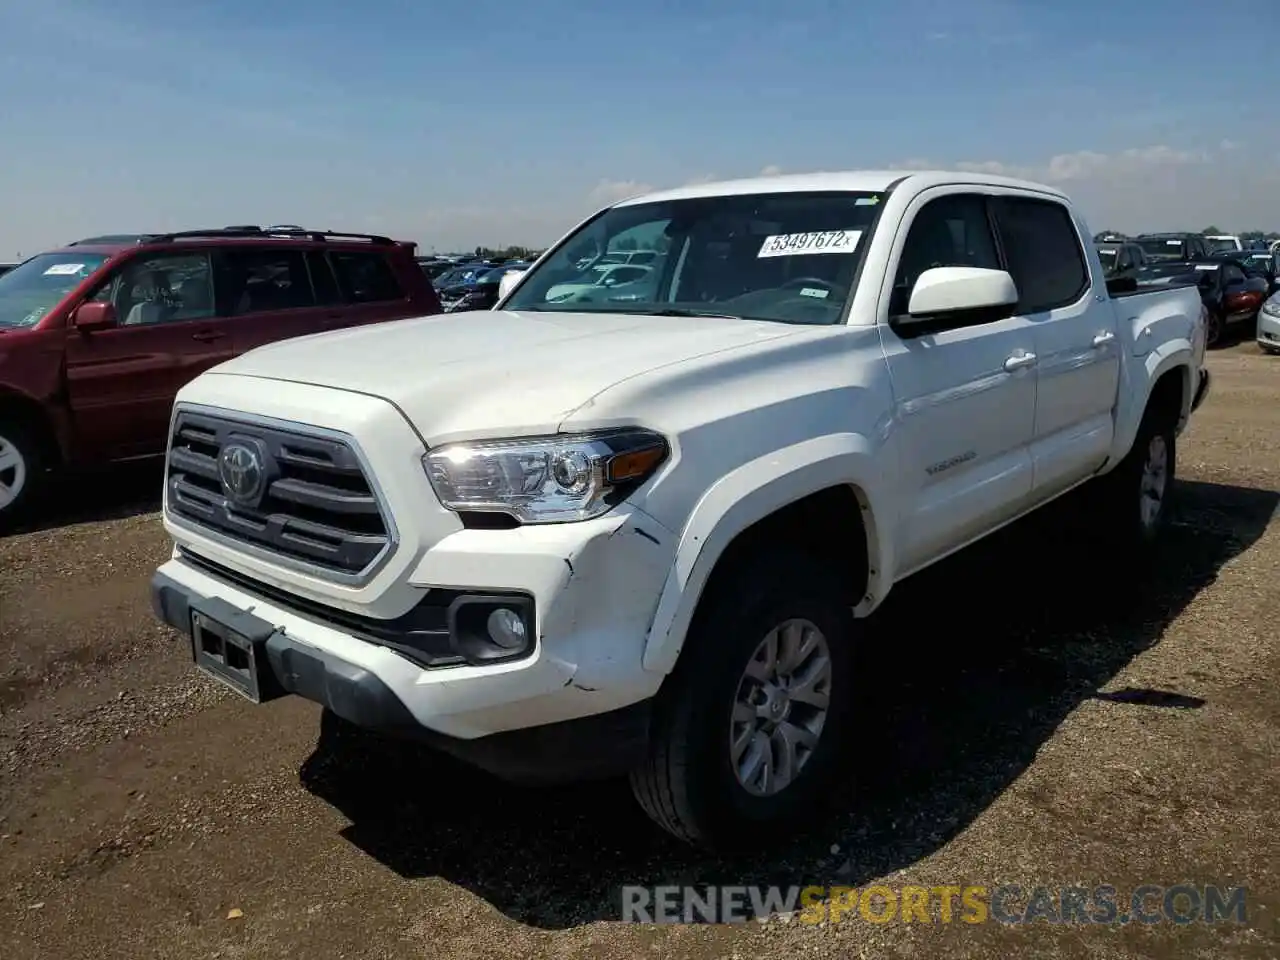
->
[[329, 251, 404, 303]]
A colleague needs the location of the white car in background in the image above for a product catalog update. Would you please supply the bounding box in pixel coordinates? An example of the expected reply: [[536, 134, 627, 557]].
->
[[1258, 291, 1280, 354], [544, 263, 653, 302], [1205, 234, 1243, 254]]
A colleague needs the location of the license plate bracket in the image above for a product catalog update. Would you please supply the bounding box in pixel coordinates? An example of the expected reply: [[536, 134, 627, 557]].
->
[[189, 599, 280, 703]]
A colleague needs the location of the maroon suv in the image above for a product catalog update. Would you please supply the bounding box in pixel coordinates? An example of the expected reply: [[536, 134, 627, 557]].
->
[[0, 227, 441, 527]]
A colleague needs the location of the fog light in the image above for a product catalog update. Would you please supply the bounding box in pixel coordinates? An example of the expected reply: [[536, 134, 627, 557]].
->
[[486, 607, 527, 649], [446, 594, 535, 665]]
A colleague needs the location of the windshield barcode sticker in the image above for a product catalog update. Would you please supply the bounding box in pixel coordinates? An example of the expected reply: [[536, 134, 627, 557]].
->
[[43, 263, 86, 276], [758, 230, 862, 258]]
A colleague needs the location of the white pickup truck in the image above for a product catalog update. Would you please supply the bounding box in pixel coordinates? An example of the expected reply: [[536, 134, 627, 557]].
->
[[150, 171, 1210, 849]]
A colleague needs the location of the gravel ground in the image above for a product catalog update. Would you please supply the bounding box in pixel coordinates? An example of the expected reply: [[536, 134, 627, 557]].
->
[[1, 340, 1277, 960]]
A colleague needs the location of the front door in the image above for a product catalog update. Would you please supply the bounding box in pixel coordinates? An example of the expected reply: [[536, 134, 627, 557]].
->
[[65, 250, 236, 460], [877, 190, 1038, 577], [990, 196, 1121, 499]]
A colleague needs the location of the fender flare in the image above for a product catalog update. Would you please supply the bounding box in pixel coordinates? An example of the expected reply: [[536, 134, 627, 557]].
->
[[1110, 342, 1193, 465], [642, 433, 892, 675]]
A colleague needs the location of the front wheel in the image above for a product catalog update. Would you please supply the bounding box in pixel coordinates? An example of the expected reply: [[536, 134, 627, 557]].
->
[[0, 419, 45, 531], [629, 551, 855, 850]]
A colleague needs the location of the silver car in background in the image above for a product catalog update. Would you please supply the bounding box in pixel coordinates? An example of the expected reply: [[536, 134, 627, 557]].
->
[[1258, 292, 1280, 354]]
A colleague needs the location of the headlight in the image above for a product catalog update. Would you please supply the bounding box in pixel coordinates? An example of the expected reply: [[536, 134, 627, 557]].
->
[[423, 429, 669, 523], [1263, 298, 1280, 317]]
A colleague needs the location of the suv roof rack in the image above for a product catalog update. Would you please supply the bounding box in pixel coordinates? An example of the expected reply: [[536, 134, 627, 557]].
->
[[143, 227, 395, 245], [68, 233, 152, 246]]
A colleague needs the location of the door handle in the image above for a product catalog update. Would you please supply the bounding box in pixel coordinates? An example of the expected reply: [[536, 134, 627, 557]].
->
[[1003, 351, 1038, 372], [1092, 331, 1116, 347], [191, 329, 227, 342]]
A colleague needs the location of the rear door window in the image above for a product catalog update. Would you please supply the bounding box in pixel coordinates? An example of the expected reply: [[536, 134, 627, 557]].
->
[[991, 197, 1089, 313], [329, 251, 404, 303], [215, 248, 316, 315]]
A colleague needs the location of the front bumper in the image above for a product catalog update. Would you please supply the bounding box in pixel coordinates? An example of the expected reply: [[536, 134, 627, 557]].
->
[[1257, 308, 1280, 350], [151, 499, 676, 776], [151, 540, 664, 782]]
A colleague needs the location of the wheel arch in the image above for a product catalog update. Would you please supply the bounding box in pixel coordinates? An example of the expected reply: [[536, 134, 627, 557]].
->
[[0, 386, 63, 466], [642, 433, 892, 676]]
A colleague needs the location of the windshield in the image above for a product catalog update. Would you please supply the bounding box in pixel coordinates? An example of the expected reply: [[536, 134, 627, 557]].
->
[[502, 190, 884, 324], [0, 252, 109, 328], [1204, 236, 1239, 253], [1137, 238, 1187, 259]]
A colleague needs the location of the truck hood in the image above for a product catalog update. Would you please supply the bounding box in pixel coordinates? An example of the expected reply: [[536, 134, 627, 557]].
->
[[205, 309, 797, 444]]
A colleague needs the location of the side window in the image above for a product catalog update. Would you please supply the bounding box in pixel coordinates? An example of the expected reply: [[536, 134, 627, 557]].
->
[[216, 248, 315, 316], [99, 252, 215, 326], [306, 252, 343, 305], [891, 193, 1000, 314], [1222, 264, 1245, 285], [992, 197, 1089, 313], [329, 251, 404, 303]]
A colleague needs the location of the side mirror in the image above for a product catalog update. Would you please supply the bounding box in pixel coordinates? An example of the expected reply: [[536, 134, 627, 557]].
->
[[72, 301, 118, 332], [497, 270, 523, 301], [901, 267, 1019, 325]]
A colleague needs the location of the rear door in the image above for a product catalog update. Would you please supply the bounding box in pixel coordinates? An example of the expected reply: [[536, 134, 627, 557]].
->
[[327, 248, 418, 328], [991, 196, 1121, 500], [877, 190, 1038, 576], [64, 249, 237, 460], [214, 245, 331, 354]]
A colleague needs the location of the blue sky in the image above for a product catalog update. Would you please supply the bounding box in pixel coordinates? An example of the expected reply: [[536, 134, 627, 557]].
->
[[1, 0, 1276, 256]]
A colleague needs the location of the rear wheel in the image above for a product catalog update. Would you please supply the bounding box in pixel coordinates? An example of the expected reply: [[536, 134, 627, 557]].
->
[[1093, 401, 1178, 550], [1205, 310, 1225, 347], [629, 549, 855, 850], [0, 418, 46, 531]]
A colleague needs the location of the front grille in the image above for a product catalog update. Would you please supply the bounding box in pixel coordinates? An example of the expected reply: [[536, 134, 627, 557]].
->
[[166, 409, 392, 577]]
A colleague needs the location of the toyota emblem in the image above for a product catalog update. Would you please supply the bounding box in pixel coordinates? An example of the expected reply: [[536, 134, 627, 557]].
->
[[218, 442, 265, 504]]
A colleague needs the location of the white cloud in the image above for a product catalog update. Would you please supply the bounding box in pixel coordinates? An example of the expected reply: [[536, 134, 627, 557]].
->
[[759, 164, 784, 176], [891, 142, 1278, 232], [587, 179, 654, 206], [682, 173, 720, 186]]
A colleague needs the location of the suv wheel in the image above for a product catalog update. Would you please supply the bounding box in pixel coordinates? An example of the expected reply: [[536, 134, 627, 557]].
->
[[629, 550, 854, 849], [0, 418, 44, 530]]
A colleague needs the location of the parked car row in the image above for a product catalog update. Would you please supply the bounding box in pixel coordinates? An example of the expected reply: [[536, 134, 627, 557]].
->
[[1095, 231, 1280, 349]]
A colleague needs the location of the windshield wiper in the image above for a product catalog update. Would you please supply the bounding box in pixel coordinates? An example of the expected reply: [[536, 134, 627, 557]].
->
[[610, 307, 744, 320]]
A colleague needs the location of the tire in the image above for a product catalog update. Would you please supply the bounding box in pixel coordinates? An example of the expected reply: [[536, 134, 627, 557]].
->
[[0, 416, 46, 532], [1205, 311, 1225, 348], [1092, 401, 1177, 550], [629, 549, 855, 850]]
